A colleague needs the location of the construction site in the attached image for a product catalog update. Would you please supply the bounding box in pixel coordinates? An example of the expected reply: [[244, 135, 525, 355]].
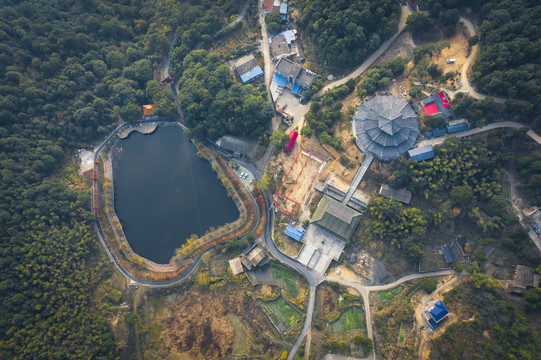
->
[[273, 148, 325, 218]]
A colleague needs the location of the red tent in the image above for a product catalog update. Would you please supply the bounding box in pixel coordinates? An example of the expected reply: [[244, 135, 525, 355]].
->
[[284, 131, 298, 150]]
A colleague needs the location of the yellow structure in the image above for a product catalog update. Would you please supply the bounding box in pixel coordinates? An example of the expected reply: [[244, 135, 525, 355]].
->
[[142, 104, 154, 116]]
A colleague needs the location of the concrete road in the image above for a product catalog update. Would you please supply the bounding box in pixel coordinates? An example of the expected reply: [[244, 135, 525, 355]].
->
[[415, 121, 541, 147]]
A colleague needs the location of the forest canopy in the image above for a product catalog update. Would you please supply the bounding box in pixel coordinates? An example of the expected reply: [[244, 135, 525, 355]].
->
[[177, 50, 274, 140], [299, 0, 400, 65]]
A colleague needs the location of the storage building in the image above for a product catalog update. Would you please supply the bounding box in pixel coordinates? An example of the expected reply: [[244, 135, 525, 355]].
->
[[408, 145, 435, 161]]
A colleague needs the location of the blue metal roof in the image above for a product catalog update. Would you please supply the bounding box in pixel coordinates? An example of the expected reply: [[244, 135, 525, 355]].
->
[[280, 4, 287, 14], [447, 122, 469, 134], [285, 225, 304, 241], [291, 84, 301, 95], [273, 73, 287, 87], [428, 318, 439, 329], [285, 229, 301, 241], [408, 145, 435, 161], [430, 301, 449, 323], [433, 128, 447, 137], [240, 66, 263, 83], [441, 245, 456, 264]]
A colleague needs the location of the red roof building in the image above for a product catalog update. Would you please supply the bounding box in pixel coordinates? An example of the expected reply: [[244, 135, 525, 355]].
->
[[284, 130, 298, 150]]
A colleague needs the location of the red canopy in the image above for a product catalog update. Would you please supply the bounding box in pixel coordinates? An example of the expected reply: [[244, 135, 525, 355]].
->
[[284, 131, 298, 150], [423, 103, 439, 116]]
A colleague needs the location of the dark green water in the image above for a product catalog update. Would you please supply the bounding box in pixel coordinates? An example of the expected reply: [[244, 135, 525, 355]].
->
[[113, 125, 239, 264]]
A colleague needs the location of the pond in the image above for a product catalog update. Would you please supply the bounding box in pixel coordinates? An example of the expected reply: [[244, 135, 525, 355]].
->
[[112, 125, 240, 264]]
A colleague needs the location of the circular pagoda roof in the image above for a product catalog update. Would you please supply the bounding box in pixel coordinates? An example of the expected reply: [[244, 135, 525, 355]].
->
[[352, 95, 419, 161]]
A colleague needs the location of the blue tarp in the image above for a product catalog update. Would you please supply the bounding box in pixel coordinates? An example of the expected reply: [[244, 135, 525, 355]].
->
[[273, 73, 287, 87], [280, 4, 287, 14], [430, 301, 449, 323], [291, 84, 301, 95], [282, 14, 286, 20]]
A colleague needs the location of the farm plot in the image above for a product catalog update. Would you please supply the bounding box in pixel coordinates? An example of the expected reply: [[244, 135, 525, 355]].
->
[[273, 149, 324, 216], [262, 297, 302, 333], [379, 285, 403, 303], [326, 307, 364, 334], [271, 263, 300, 298]]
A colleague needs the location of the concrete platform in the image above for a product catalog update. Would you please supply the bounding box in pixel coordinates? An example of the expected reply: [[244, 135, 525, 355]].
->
[[296, 225, 346, 274]]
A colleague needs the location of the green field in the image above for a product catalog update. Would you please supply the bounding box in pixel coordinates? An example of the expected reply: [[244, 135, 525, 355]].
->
[[271, 263, 300, 298], [326, 307, 364, 334], [379, 286, 403, 302], [263, 297, 301, 332]]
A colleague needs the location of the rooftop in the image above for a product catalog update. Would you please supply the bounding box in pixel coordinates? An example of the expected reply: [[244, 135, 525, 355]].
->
[[512, 265, 539, 289], [379, 184, 412, 204], [216, 135, 257, 157], [275, 57, 302, 79], [352, 96, 420, 161], [311, 195, 362, 242], [430, 300, 450, 323], [421, 92, 451, 118], [229, 257, 244, 275], [231, 54, 258, 76], [441, 245, 457, 264]]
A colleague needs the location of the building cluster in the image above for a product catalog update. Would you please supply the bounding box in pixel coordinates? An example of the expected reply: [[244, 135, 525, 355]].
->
[[229, 244, 271, 275], [264, 0, 289, 20]]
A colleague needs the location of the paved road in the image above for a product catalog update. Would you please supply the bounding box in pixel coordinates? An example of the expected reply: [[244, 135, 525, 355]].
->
[[416, 121, 541, 147], [319, 5, 412, 94], [258, 1, 274, 104]]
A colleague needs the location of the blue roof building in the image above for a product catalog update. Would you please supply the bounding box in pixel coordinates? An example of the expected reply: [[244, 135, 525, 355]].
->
[[231, 54, 263, 84], [428, 300, 450, 329], [285, 225, 305, 242], [408, 145, 435, 162], [446, 119, 469, 134]]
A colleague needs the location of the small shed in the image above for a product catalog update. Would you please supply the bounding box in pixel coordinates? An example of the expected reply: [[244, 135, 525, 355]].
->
[[229, 257, 244, 275], [408, 145, 435, 161], [447, 119, 470, 134], [508, 265, 539, 294], [142, 104, 154, 117], [285, 225, 304, 241], [284, 130, 298, 150], [379, 184, 412, 204], [441, 245, 457, 264]]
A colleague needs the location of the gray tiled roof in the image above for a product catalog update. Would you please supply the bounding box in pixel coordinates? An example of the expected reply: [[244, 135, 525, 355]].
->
[[352, 96, 420, 161], [310, 195, 362, 242], [275, 57, 302, 79]]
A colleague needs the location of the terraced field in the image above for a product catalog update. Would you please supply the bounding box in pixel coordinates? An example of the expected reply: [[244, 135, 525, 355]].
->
[[326, 307, 364, 334]]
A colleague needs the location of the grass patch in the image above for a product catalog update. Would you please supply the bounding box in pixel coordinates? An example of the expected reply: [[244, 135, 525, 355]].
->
[[326, 307, 364, 334], [228, 313, 247, 355], [271, 263, 299, 298], [263, 297, 301, 331], [379, 286, 403, 303]]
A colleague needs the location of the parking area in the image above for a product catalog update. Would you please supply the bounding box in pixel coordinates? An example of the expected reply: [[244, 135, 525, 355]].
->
[[234, 165, 254, 188]]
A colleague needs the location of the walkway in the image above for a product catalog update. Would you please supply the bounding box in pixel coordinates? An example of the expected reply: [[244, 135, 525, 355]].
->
[[342, 154, 374, 204], [117, 122, 158, 139]]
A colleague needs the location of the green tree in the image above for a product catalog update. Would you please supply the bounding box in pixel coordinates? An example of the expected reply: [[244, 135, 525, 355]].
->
[[265, 12, 282, 35], [270, 129, 289, 150], [406, 12, 432, 34]]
